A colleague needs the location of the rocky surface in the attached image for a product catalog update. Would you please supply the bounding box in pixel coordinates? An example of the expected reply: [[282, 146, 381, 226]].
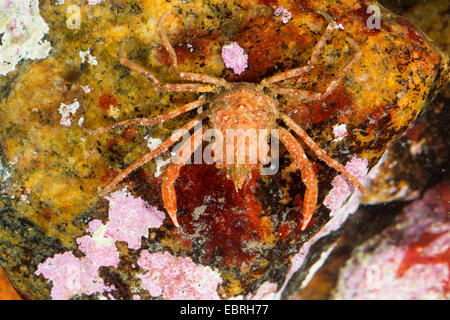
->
[[290, 0, 449, 300], [0, 0, 447, 299], [335, 182, 449, 299]]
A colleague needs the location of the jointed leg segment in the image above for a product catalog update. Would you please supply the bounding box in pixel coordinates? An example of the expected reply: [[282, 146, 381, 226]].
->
[[156, 12, 229, 87], [263, 11, 362, 104], [279, 112, 366, 230], [161, 128, 204, 227], [100, 114, 206, 196], [280, 113, 366, 194], [119, 57, 217, 93], [268, 36, 361, 102], [91, 99, 206, 135], [119, 12, 228, 94], [279, 127, 318, 230], [261, 11, 338, 85]]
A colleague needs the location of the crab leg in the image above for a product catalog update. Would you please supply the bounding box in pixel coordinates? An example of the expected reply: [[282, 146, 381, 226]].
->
[[280, 113, 366, 194], [100, 114, 205, 196], [119, 56, 216, 93], [270, 37, 362, 102], [91, 99, 206, 135], [156, 12, 229, 87], [279, 127, 318, 230], [322, 37, 362, 99], [161, 128, 204, 227], [261, 11, 337, 85]]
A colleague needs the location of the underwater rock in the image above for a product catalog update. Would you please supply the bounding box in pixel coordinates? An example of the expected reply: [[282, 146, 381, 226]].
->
[[0, 0, 447, 299], [333, 182, 450, 300], [362, 0, 449, 204], [363, 96, 449, 204]]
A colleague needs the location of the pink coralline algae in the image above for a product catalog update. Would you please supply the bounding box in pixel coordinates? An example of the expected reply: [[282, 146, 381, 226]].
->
[[137, 251, 223, 300], [221, 42, 248, 75], [87, 0, 105, 5], [274, 6, 292, 24], [105, 189, 166, 249], [34, 252, 113, 300], [76, 220, 120, 268], [334, 183, 450, 299], [324, 157, 368, 212], [279, 156, 386, 294], [35, 189, 166, 299], [333, 124, 348, 141], [249, 282, 278, 300]]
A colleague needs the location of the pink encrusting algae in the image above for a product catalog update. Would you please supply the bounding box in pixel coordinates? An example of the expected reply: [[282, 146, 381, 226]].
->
[[249, 281, 278, 300], [333, 123, 348, 141], [137, 251, 223, 300], [280, 156, 384, 293], [34, 252, 114, 300], [274, 6, 292, 24], [35, 189, 167, 299], [104, 189, 166, 249], [76, 220, 120, 268], [221, 42, 248, 75], [324, 157, 368, 212]]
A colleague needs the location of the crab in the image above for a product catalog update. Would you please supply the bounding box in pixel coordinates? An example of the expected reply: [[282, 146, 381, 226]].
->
[[92, 11, 366, 231]]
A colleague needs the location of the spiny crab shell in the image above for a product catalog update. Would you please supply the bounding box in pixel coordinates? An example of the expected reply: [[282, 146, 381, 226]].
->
[[209, 83, 279, 190]]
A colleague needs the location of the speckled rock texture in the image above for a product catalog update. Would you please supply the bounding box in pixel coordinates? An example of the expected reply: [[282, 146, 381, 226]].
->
[[362, 0, 450, 204], [334, 182, 450, 299], [0, 0, 447, 299], [288, 0, 449, 300]]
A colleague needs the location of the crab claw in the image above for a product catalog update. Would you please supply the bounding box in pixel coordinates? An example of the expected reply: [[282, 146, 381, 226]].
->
[[162, 163, 182, 228], [166, 208, 180, 228]]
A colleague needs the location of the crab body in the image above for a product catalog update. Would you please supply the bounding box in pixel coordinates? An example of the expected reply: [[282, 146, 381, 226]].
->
[[209, 83, 278, 189], [93, 11, 366, 231]]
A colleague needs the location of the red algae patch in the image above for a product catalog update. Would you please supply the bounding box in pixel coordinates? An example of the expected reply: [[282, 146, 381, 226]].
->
[[137, 250, 222, 300], [98, 93, 118, 112], [175, 164, 266, 267]]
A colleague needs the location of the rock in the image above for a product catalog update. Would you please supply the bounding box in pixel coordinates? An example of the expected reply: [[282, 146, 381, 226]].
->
[[333, 182, 450, 299], [362, 0, 449, 204], [285, 0, 449, 300], [0, 0, 447, 299], [362, 96, 449, 204]]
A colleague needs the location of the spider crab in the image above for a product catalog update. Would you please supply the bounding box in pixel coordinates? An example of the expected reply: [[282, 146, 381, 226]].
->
[[93, 11, 366, 230]]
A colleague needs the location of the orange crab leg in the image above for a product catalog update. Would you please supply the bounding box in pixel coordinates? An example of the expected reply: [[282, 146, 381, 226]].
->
[[269, 37, 362, 103], [271, 88, 322, 103], [280, 113, 366, 194], [91, 99, 206, 135], [261, 11, 337, 85], [161, 129, 204, 227], [279, 127, 318, 230], [119, 57, 216, 93], [322, 37, 362, 99], [156, 12, 229, 87], [101, 114, 206, 196]]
